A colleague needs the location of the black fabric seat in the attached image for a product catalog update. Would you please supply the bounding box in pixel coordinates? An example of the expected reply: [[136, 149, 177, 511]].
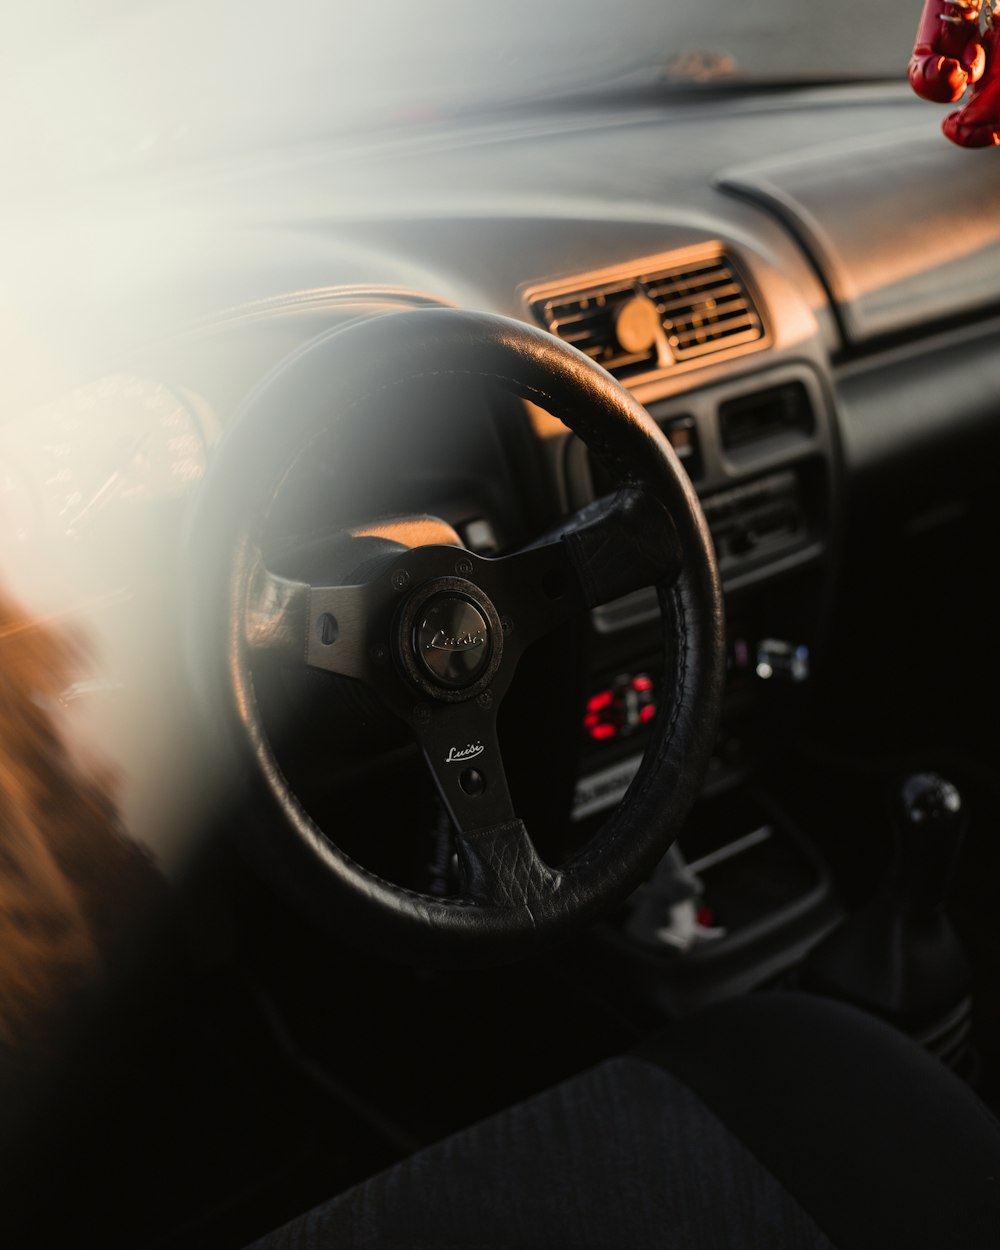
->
[[247, 994, 1000, 1250]]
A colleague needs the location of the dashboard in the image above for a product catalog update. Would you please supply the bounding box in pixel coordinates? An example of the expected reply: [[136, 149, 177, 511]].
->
[[3, 78, 1000, 920]]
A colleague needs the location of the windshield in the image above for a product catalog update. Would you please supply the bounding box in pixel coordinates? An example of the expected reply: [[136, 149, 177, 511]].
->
[[5, 1, 919, 177]]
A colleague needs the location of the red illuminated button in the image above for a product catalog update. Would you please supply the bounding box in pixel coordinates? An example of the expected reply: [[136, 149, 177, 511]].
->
[[583, 672, 657, 742]]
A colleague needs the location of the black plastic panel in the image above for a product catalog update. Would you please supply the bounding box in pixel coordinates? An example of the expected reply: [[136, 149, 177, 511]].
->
[[719, 128, 1000, 346]]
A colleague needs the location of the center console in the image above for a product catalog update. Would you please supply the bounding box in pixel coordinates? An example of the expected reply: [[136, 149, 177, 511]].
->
[[561, 360, 842, 1013]]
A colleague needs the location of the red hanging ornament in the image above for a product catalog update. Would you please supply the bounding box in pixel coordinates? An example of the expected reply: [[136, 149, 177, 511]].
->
[[909, 0, 986, 103], [943, 6, 1000, 144]]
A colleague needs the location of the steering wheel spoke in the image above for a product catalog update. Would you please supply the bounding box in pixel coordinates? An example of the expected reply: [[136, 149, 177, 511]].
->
[[408, 700, 558, 909], [409, 701, 518, 836], [397, 677, 568, 912], [242, 550, 399, 687], [474, 541, 582, 663], [305, 581, 396, 684]]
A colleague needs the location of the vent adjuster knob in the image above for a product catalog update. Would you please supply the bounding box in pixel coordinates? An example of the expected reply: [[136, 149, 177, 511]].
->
[[614, 295, 662, 356]]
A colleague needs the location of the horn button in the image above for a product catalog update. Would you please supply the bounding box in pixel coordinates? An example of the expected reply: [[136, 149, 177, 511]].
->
[[398, 576, 503, 701], [416, 597, 491, 689]]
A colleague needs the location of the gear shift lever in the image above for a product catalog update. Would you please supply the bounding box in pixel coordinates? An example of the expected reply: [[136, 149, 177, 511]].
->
[[802, 772, 972, 1066], [892, 773, 966, 912]]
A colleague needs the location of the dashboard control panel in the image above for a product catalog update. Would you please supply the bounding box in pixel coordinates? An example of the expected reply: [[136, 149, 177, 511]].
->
[[701, 468, 807, 571]]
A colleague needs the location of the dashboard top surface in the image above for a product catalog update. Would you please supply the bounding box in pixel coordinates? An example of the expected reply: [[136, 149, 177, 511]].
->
[[1, 84, 963, 398]]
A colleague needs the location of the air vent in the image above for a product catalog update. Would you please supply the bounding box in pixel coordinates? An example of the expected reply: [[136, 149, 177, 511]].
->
[[530, 280, 661, 379], [719, 382, 814, 454], [526, 248, 765, 383], [638, 256, 763, 362]]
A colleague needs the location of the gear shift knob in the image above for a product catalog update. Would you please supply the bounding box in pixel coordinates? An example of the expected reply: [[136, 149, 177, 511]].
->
[[891, 773, 966, 914]]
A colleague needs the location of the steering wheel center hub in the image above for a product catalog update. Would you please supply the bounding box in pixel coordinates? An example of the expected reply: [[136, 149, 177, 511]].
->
[[397, 574, 503, 702], [415, 596, 492, 689]]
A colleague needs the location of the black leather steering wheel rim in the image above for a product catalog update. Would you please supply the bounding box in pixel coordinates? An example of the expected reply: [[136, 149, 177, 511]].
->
[[191, 307, 725, 966]]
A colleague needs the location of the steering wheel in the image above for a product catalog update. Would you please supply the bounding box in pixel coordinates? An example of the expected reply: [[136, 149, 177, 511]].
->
[[191, 308, 724, 965]]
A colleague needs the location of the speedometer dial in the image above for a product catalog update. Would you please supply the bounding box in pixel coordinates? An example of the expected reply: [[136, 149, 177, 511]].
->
[[0, 376, 217, 544]]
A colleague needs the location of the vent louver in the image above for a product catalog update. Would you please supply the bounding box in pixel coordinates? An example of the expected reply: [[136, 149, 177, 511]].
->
[[526, 249, 765, 383]]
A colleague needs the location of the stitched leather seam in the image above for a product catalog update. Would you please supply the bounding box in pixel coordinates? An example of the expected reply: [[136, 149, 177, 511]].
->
[[322, 836, 481, 912]]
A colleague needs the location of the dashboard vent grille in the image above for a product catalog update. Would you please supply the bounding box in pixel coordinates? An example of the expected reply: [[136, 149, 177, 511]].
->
[[531, 280, 658, 379], [526, 249, 765, 383], [638, 256, 762, 362]]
